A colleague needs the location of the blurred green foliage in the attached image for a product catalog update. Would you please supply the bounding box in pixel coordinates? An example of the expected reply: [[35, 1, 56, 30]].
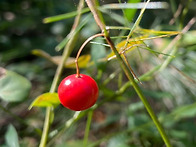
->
[[0, 0, 196, 147], [0, 0, 75, 62]]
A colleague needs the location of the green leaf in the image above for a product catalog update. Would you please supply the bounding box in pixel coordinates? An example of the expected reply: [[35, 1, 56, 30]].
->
[[108, 134, 129, 147], [182, 30, 196, 45], [124, 0, 141, 22], [136, 28, 180, 36], [56, 140, 87, 147], [128, 101, 144, 112], [170, 130, 188, 139], [142, 89, 172, 99], [171, 103, 196, 120], [43, 7, 90, 23], [0, 68, 31, 102], [5, 124, 20, 147], [29, 93, 60, 110]]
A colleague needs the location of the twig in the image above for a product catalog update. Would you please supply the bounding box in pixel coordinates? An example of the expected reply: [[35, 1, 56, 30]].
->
[[169, 4, 182, 25]]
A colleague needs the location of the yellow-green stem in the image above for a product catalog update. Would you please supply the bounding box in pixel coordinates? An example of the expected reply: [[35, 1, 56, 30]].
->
[[39, 0, 85, 146], [83, 110, 93, 147], [85, 0, 172, 146]]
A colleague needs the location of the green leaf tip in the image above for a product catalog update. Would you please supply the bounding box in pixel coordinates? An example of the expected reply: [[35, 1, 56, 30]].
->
[[28, 92, 60, 110]]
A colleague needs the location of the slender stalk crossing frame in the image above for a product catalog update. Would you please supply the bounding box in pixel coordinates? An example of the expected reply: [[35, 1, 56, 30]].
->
[[39, 0, 85, 146], [85, 0, 172, 147]]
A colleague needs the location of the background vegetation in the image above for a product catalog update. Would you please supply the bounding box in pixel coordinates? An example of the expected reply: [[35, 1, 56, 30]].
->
[[0, 0, 196, 147]]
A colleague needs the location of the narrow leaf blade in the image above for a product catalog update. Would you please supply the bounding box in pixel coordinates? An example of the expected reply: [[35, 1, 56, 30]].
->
[[43, 8, 90, 23], [124, 0, 141, 22]]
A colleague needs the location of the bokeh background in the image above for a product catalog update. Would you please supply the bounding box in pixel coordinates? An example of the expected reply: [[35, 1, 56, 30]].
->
[[1, 0, 196, 146]]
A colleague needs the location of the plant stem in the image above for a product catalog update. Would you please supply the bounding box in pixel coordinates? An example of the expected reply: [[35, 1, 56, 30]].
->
[[75, 33, 104, 77], [39, 107, 52, 147], [47, 111, 83, 146], [85, 0, 172, 147], [39, 0, 85, 146], [83, 110, 93, 147]]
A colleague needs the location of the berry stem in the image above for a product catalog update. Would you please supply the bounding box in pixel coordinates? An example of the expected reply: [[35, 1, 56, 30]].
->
[[75, 33, 104, 77]]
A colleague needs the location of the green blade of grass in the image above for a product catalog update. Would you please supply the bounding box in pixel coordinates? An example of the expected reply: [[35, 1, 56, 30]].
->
[[43, 7, 90, 23]]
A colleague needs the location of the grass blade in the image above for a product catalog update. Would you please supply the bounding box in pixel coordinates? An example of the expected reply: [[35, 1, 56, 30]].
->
[[43, 7, 90, 23]]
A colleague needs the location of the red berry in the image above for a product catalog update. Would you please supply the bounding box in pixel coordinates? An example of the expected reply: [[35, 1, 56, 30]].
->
[[58, 74, 99, 111]]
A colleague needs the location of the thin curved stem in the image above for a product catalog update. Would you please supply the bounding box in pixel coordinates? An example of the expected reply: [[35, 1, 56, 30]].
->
[[75, 33, 104, 77]]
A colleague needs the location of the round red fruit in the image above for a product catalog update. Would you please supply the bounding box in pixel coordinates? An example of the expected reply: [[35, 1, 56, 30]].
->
[[58, 74, 99, 111]]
